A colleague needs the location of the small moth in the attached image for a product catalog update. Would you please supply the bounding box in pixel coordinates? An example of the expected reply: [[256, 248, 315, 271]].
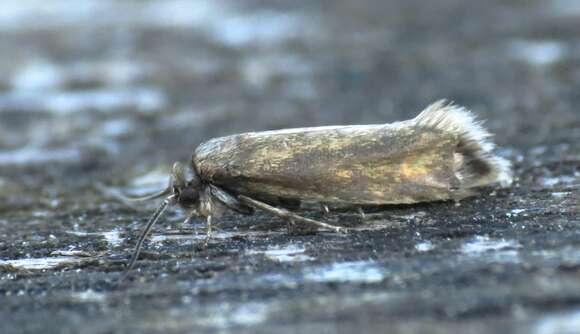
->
[[124, 100, 512, 274]]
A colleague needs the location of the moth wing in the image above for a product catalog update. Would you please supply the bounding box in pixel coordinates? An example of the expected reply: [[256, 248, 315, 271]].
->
[[195, 126, 457, 204], [194, 101, 511, 205]]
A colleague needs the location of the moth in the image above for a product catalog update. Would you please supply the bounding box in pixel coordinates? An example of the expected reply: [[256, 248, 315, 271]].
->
[[123, 100, 512, 274]]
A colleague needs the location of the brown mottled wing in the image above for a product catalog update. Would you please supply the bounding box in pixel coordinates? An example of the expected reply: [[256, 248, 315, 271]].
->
[[193, 121, 465, 205]]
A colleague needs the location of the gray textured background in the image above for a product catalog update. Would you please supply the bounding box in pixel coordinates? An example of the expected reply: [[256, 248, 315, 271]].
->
[[0, 1, 579, 333]]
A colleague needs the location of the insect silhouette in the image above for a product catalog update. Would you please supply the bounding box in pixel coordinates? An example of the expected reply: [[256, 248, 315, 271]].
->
[[123, 100, 512, 275]]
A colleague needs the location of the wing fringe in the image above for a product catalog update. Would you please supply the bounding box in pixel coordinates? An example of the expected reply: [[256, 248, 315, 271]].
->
[[414, 100, 512, 189]]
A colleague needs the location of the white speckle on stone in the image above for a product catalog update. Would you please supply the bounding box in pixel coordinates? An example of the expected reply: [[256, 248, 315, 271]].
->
[[508, 40, 566, 66], [101, 230, 123, 248], [539, 175, 578, 188], [227, 303, 270, 326], [462, 236, 520, 256], [533, 309, 580, 334], [247, 244, 314, 262], [201, 302, 270, 329], [67, 229, 124, 248], [10, 60, 150, 93], [0, 146, 80, 166], [507, 208, 527, 218], [71, 289, 106, 303], [415, 241, 435, 252], [45, 88, 166, 114], [552, 192, 570, 199], [0, 256, 81, 270], [304, 261, 386, 283], [11, 61, 64, 91], [101, 119, 133, 138], [0, 87, 166, 115]]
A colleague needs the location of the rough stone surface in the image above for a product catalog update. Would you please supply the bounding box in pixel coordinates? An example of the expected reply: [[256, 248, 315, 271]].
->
[[0, 1, 579, 333]]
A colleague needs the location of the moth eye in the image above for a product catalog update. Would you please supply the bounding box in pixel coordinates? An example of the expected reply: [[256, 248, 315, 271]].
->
[[178, 188, 199, 205], [185, 178, 201, 189]]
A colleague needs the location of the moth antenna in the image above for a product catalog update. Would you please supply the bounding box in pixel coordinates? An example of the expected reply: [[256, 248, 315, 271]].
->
[[121, 195, 175, 281], [123, 187, 172, 202], [95, 182, 172, 207]]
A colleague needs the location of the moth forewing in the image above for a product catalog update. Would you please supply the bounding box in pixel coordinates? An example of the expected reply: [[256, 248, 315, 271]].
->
[[193, 101, 510, 205]]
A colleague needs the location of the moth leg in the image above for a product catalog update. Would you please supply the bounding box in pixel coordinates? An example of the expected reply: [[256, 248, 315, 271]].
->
[[358, 207, 366, 220], [209, 185, 253, 215], [198, 187, 217, 249], [320, 203, 330, 216], [286, 218, 318, 236], [182, 214, 200, 253], [238, 195, 346, 233], [184, 210, 202, 230], [204, 215, 213, 247]]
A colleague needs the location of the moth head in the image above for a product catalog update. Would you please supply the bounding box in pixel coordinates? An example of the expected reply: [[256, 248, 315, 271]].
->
[[125, 161, 202, 209], [169, 161, 202, 209], [122, 161, 202, 278]]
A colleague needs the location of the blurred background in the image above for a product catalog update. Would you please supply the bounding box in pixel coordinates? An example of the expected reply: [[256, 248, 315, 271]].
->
[[0, 1, 579, 333], [1, 0, 578, 205]]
